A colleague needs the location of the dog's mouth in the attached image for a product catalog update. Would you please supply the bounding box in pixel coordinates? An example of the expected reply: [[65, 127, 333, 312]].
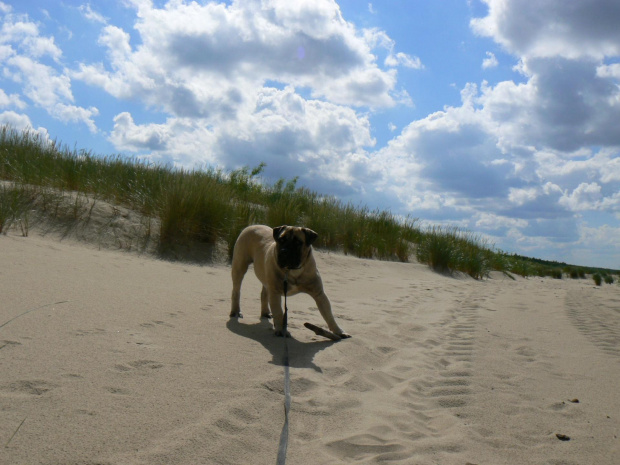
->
[[283, 264, 302, 270], [278, 258, 303, 270], [277, 251, 303, 270]]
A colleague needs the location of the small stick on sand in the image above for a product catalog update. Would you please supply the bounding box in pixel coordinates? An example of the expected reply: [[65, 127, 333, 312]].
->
[[304, 322, 341, 341], [5, 417, 27, 448]]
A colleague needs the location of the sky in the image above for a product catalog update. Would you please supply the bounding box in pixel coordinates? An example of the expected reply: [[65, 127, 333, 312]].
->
[[1, 0, 619, 269]]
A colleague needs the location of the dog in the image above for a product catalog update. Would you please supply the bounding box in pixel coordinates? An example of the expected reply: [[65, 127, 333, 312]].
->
[[230, 225, 350, 338]]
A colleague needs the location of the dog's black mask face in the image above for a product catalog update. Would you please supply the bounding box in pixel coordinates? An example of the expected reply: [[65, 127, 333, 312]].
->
[[273, 225, 318, 270]]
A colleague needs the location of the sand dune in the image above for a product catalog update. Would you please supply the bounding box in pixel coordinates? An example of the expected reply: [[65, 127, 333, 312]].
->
[[1, 234, 619, 464]]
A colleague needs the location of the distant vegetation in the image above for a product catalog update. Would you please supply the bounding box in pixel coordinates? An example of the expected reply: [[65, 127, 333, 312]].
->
[[1, 125, 618, 281]]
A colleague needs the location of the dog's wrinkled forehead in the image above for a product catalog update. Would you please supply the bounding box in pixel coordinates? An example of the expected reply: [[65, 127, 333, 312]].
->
[[273, 225, 318, 246], [275, 226, 304, 244], [281, 228, 304, 242]]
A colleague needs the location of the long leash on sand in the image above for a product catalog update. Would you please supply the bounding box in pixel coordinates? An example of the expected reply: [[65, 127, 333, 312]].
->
[[275, 274, 292, 465], [276, 273, 342, 465], [0, 300, 70, 331]]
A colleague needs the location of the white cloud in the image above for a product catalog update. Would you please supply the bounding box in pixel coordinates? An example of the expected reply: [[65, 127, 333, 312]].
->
[[79, 4, 107, 24], [2, 0, 619, 266], [476, 56, 620, 153], [110, 85, 376, 184], [0, 110, 49, 139], [508, 187, 539, 206], [7, 55, 73, 107], [52, 103, 99, 133], [385, 52, 424, 69], [72, 0, 416, 186], [471, 0, 620, 60], [0, 11, 62, 61], [596, 62, 620, 79], [110, 112, 173, 153], [0, 8, 98, 131], [85, 0, 403, 109], [482, 51, 498, 69], [72, 1, 620, 266], [475, 212, 528, 231], [578, 223, 620, 252], [559, 182, 603, 211], [364, 27, 424, 71], [0, 88, 26, 109], [365, 48, 620, 240], [0, 110, 32, 128]]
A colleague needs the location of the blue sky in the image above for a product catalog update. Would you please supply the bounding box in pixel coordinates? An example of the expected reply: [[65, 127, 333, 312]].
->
[[1, 1, 619, 269]]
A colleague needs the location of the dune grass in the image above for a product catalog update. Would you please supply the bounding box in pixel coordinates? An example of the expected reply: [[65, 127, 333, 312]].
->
[[1, 125, 617, 279]]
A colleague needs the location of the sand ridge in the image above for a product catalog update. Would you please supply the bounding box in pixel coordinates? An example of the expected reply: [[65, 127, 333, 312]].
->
[[1, 234, 619, 464]]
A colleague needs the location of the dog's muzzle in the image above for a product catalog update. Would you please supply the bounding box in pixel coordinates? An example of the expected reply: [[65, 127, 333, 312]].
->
[[277, 247, 303, 270]]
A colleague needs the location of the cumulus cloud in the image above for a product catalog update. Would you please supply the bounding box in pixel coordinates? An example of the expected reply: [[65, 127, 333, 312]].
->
[[471, 0, 620, 59], [0, 88, 26, 109], [75, 0, 408, 114], [79, 4, 107, 24], [385, 52, 424, 69], [74, 0, 417, 192], [110, 85, 376, 186], [0, 8, 99, 131], [2, 0, 620, 266], [0, 110, 33, 129], [559, 182, 603, 211], [360, 0, 620, 256], [110, 112, 173, 153], [0, 110, 49, 139], [482, 51, 498, 69]]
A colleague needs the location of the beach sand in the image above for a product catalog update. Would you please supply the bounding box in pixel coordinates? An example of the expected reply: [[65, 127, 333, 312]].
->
[[1, 233, 619, 464]]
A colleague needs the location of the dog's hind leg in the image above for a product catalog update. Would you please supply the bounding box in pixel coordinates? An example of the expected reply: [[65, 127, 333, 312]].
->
[[230, 258, 250, 318], [260, 286, 272, 319]]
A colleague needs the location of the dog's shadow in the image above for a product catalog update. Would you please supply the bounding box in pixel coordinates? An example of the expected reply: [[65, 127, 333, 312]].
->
[[226, 317, 338, 372]]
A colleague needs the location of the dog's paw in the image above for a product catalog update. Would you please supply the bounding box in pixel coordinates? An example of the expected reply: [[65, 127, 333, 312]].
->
[[338, 332, 352, 339], [274, 329, 291, 338], [229, 311, 243, 319]]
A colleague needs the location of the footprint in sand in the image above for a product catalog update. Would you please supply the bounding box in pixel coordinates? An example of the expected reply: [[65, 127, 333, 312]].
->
[[327, 433, 408, 461], [113, 360, 164, 372], [1, 380, 58, 396], [105, 386, 132, 395], [0, 339, 21, 350]]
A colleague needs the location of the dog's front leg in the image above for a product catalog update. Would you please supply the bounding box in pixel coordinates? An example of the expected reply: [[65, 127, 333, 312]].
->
[[314, 291, 351, 338], [269, 292, 290, 337]]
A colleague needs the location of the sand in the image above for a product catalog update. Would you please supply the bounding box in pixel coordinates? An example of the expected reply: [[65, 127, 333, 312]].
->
[[1, 233, 619, 464]]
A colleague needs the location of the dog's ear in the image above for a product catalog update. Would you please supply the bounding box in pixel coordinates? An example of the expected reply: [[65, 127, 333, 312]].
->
[[303, 228, 318, 246], [273, 225, 287, 241]]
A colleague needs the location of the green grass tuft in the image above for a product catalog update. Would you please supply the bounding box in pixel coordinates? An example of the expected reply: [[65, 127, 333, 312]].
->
[[1, 125, 617, 278]]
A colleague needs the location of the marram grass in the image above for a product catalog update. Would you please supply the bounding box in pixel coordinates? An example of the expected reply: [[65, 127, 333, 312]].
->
[[2, 125, 616, 279]]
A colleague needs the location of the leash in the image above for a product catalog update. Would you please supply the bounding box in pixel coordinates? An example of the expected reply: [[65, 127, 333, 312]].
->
[[276, 272, 291, 465], [0, 300, 70, 330]]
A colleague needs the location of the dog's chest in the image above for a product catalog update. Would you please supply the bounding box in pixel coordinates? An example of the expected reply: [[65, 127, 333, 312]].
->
[[283, 275, 304, 296]]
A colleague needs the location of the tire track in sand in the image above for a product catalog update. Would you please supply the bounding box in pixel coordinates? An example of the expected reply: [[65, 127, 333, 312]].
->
[[565, 287, 620, 359], [323, 280, 491, 464]]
